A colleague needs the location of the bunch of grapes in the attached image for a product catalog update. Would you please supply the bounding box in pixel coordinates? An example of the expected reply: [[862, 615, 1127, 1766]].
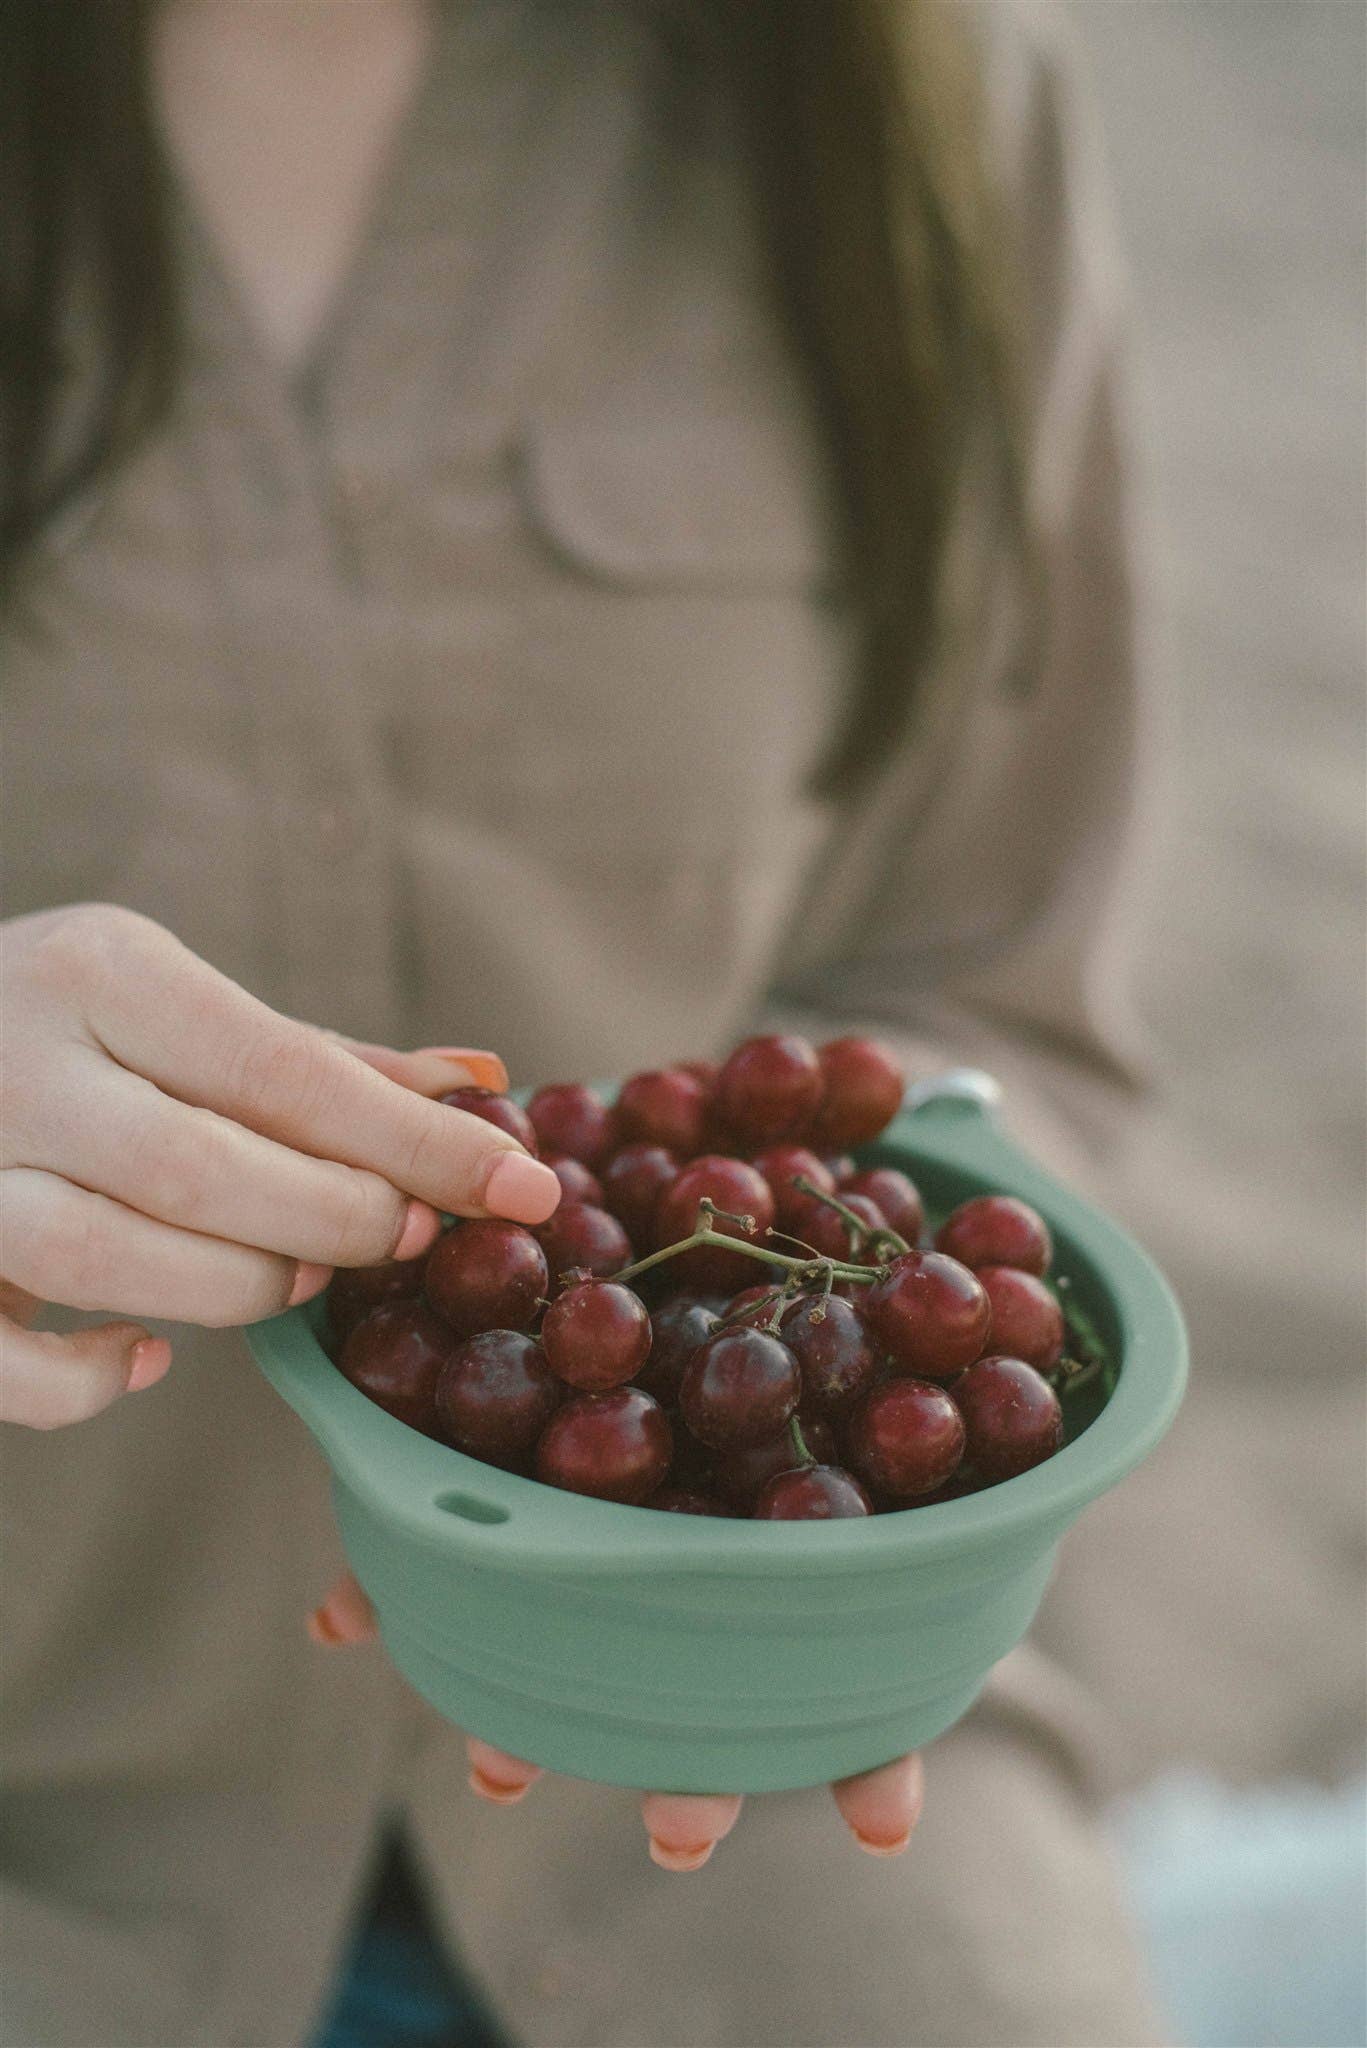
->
[[326, 1035, 1096, 1520]]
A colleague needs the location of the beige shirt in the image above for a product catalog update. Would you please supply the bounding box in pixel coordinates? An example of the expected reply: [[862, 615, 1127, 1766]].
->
[[0, 5, 1164, 2043]]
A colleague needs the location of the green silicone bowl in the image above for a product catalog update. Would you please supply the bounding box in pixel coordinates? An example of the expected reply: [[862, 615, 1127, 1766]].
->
[[247, 1080, 1185, 1794]]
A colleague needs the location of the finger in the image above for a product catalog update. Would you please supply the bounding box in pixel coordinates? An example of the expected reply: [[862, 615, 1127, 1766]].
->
[[640, 1792, 744, 1872], [85, 935, 557, 1222], [39, 1053, 442, 1270], [465, 1736, 544, 1806], [830, 1752, 925, 1857], [0, 1313, 171, 1429], [2, 1168, 330, 1328], [307, 1572, 378, 1646], [330, 1039, 509, 1098]]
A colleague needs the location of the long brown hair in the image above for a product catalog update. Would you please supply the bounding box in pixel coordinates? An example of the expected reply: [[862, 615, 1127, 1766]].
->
[[0, 0, 1019, 793]]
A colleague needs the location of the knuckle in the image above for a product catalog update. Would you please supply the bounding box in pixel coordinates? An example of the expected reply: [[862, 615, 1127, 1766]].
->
[[126, 1106, 230, 1225], [228, 1027, 334, 1125], [8, 1178, 105, 1305], [20, 904, 161, 1006]]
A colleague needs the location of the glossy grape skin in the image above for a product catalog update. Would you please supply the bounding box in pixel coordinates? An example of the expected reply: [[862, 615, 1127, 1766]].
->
[[842, 1167, 924, 1244], [808, 1037, 905, 1150], [783, 1190, 888, 1264], [935, 1195, 1053, 1276], [711, 1414, 838, 1508], [846, 1377, 966, 1499], [646, 1486, 731, 1516], [540, 1279, 651, 1391], [952, 1355, 1063, 1481], [599, 1143, 678, 1244], [750, 1145, 835, 1229], [526, 1083, 615, 1166], [679, 1327, 801, 1450], [714, 1033, 825, 1146], [864, 1250, 992, 1380], [543, 1155, 604, 1207], [778, 1294, 879, 1417], [653, 1155, 776, 1292], [976, 1267, 1065, 1372], [438, 1086, 539, 1155], [721, 1283, 782, 1331], [425, 1220, 548, 1339], [535, 1387, 672, 1504], [638, 1298, 719, 1406], [753, 1464, 873, 1519], [326, 1255, 426, 1350], [434, 1330, 560, 1463], [826, 1155, 858, 1186], [338, 1301, 454, 1434], [536, 1201, 633, 1287], [614, 1068, 708, 1155]]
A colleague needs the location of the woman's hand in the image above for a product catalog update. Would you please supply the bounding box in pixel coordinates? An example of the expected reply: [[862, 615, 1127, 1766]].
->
[[0, 904, 561, 1429], [310, 1571, 925, 1868]]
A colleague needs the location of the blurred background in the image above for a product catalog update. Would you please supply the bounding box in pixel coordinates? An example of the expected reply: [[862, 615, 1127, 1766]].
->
[[1031, 5, 1365, 2044]]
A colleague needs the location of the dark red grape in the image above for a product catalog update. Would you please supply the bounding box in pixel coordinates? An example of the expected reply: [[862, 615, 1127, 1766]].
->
[[543, 1155, 604, 1207], [653, 1154, 776, 1292], [646, 1486, 731, 1516], [614, 1068, 708, 1155], [679, 1327, 800, 1449], [536, 1201, 633, 1286], [541, 1279, 651, 1391], [526, 1083, 615, 1166], [639, 1298, 719, 1405], [535, 1387, 671, 1504], [750, 1144, 835, 1229], [712, 1415, 838, 1508], [778, 1293, 879, 1416], [782, 1190, 888, 1263], [976, 1267, 1064, 1371], [953, 1355, 1063, 1480], [327, 1255, 426, 1350], [842, 1167, 924, 1243], [721, 1283, 782, 1331], [338, 1301, 454, 1433], [846, 1378, 965, 1499], [807, 1037, 905, 1150], [439, 1086, 539, 1155], [864, 1250, 991, 1380], [715, 1034, 824, 1146], [935, 1195, 1052, 1276], [425, 1220, 548, 1338], [434, 1330, 560, 1463], [753, 1464, 873, 1519], [600, 1143, 678, 1243]]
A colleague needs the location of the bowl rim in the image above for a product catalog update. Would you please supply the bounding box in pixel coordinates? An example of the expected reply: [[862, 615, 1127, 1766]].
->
[[248, 1092, 1187, 1578]]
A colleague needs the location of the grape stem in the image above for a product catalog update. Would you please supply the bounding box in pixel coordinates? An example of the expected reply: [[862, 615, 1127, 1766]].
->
[[610, 1200, 885, 1291], [791, 1176, 911, 1260], [786, 1412, 815, 1467]]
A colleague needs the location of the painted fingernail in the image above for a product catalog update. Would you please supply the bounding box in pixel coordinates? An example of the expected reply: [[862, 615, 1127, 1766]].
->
[[417, 1048, 509, 1093], [648, 1837, 714, 1872], [393, 1199, 442, 1262], [126, 1337, 172, 1393], [469, 1768, 533, 1806], [853, 1829, 911, 1858], [482, 1152, 562, 1226], [307, 1605, 345, 1646], [289, 1261, 334, 1307]]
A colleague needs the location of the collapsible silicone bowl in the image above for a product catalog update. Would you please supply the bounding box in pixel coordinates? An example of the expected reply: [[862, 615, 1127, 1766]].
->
[[248, 1075, 1185, 1794]]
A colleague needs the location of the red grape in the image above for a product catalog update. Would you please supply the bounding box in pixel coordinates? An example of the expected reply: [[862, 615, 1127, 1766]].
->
[[782, 1190, 888, 1263], [434, 1330, 560, 1463], [953, 1355, 1063, 1480], [753, 1464, 873, 1519], [841, 1167, 924, 1243], [646, 1486, 731, 1516], [338, 1301, 454, 1434], [543, 1155, 604, 1207], [680, 1327, 801, 1449], [679, 1058, 720, 1089], [653, 1155, 776, 1292], [535, 1387, 671, 1504], [714, 1034, 824, 1145], [639, 1298, 719, 1405], [750, 1144, 835, 1229], [536, 1201, 633, 1286], [976, 1266, 1065, 1371], [721, 1283, 782, 1331], [826, 1156, 858, 1185], [614, 1068, 708, 1155], [327, 1255, 426, 1350], [526, 1083, 614, 1166], [712, 1415, 838, 1507], [600, 1143, 678, 1243], [864, 1250, 991, 1380], [541, 1279, 651, 1391], [807, 1037, 905, 1150], [778, 1294, 879, 1416], [439, 1086, 539, 1155], [846, 1378, 965, 1499], [935, 1195, 1053, 1276], [425, 1220, 548, 1338]]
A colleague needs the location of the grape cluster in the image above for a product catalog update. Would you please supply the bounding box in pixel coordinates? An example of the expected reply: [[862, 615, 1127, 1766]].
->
[[327, 1035, 1086, 1520]]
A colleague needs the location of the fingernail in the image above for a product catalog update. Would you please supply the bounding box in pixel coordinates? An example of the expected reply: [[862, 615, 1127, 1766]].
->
[[469, 1768, 532, 1806], [126, 1337, 172, 1393], [482, 1152, 562, 1226], [393, 1199, 442, 1262], [416, 1048, 509, 1093], [648, 1837, 714, 1872], [289, 1261, 333, 1307], [853, 1829, 911, 1858], [307, 1605, 344, 1646]]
